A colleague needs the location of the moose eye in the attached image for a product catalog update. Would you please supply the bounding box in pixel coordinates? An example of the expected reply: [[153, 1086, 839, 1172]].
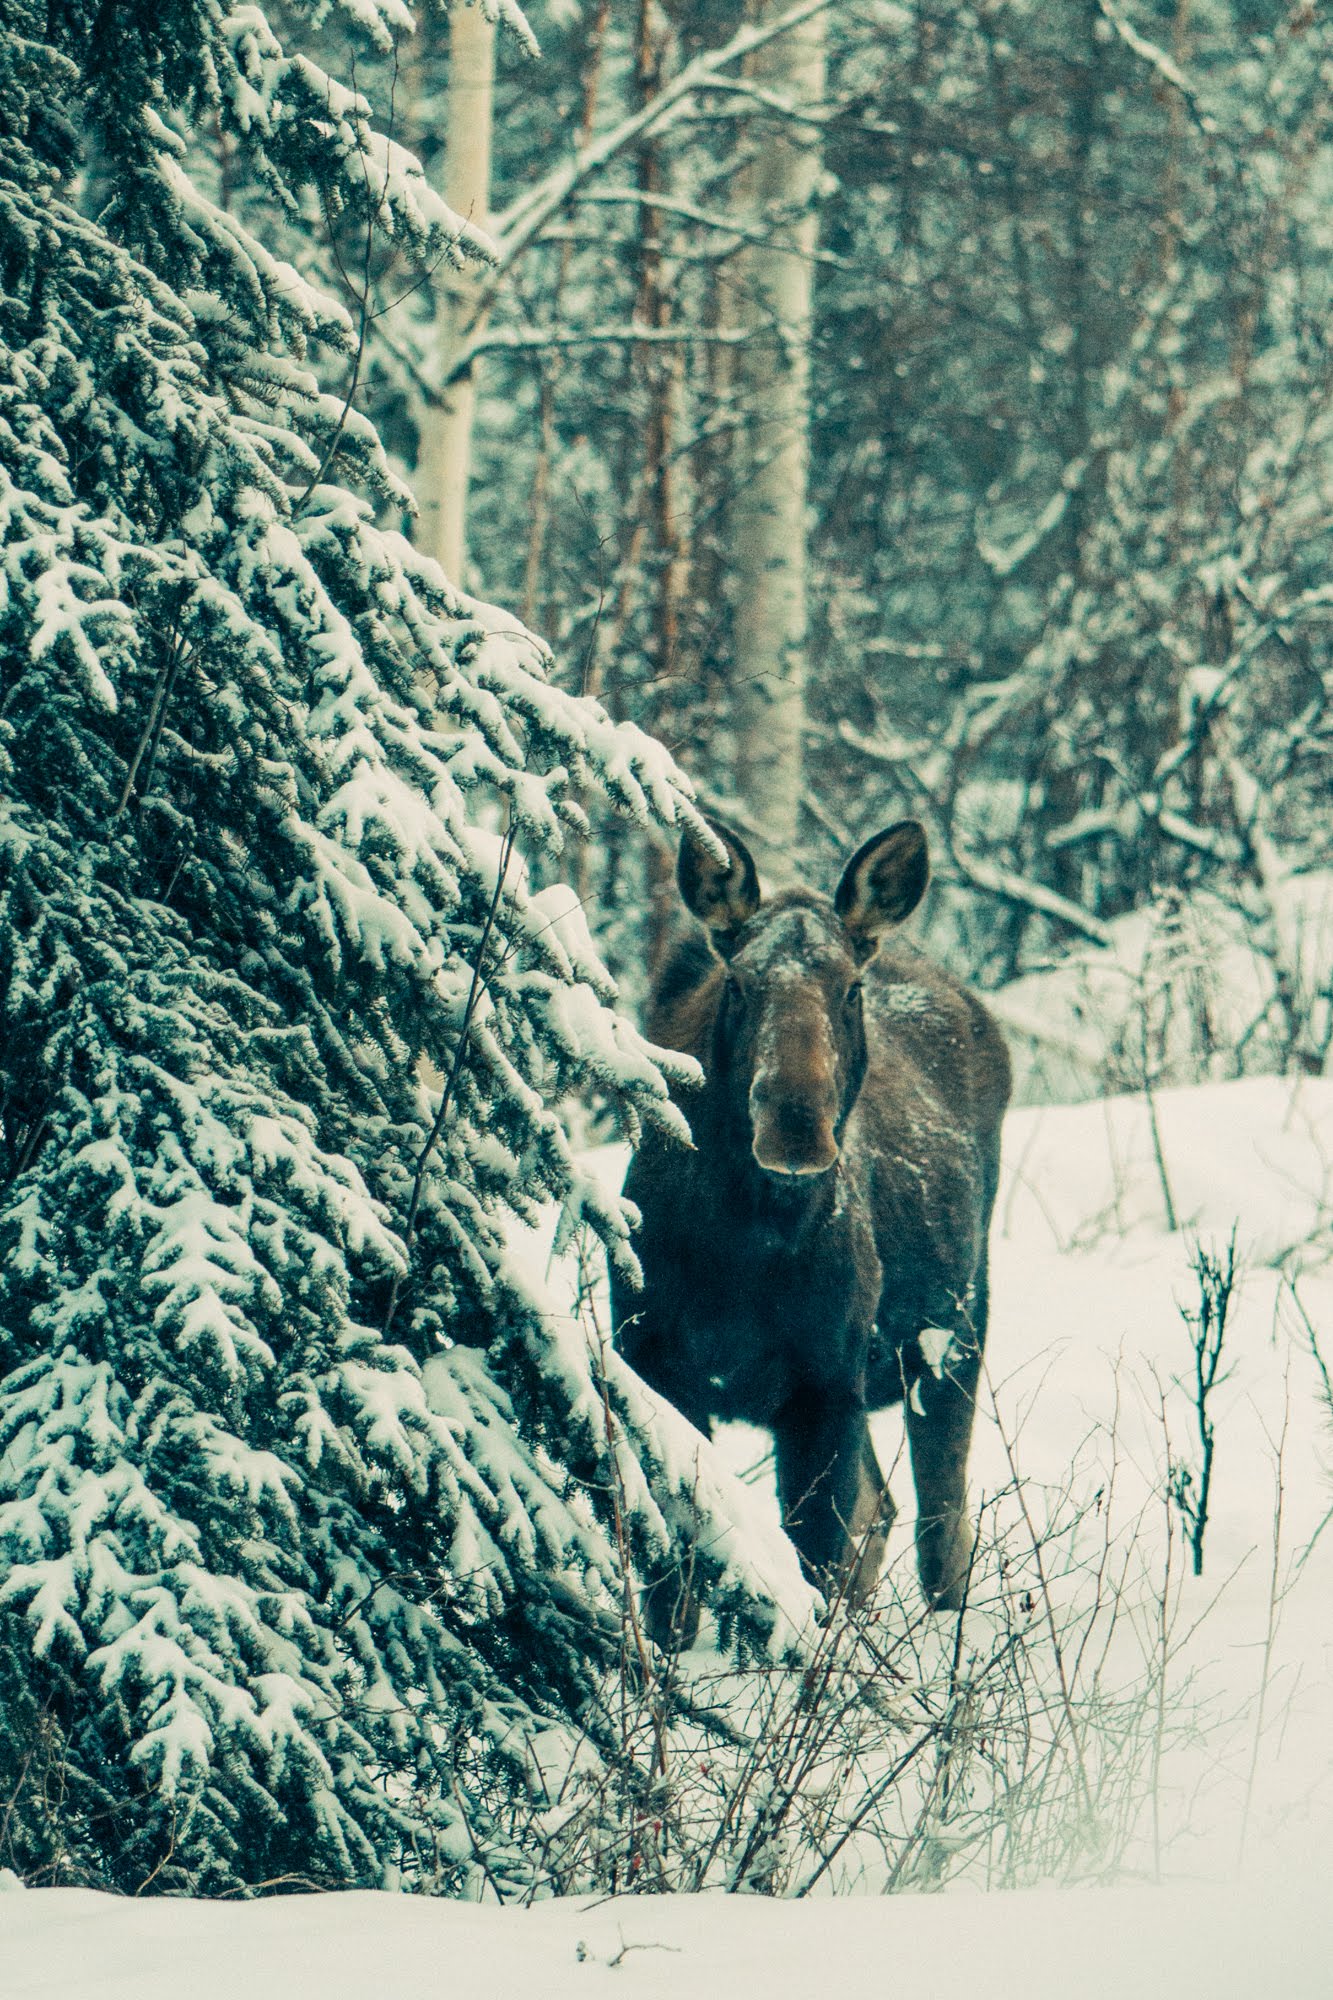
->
[[844, 982, 863, 1012]]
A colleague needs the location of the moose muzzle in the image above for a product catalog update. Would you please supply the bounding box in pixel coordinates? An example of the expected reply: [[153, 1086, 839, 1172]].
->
[[748, 1007, 840, 1176]]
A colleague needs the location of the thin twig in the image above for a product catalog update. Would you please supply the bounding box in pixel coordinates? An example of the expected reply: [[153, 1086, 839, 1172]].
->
[[111, 609, 187, 819]]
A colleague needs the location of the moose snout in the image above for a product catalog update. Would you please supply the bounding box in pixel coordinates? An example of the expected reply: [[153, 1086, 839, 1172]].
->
[[749, 1082, 840, 1177]]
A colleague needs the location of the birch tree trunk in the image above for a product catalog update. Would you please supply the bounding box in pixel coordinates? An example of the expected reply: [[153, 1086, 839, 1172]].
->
[[417, 2, 495, 583], [729, 0, 827, 872]]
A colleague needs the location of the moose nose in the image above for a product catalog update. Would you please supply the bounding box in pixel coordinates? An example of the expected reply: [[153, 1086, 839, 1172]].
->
[[750, 1092, 839, 1177], [748, 1003, 840, 1176]]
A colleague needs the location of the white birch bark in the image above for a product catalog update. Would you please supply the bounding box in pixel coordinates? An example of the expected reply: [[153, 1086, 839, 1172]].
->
[[415, 5, 495, 1096], [417, 2, 496, 584], [729, 0, 827, 870]]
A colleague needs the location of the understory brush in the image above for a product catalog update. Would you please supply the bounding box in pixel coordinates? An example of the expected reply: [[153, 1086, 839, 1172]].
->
[[444, 1373, 1260, 1901], [427, 1184, 1330, 1906]]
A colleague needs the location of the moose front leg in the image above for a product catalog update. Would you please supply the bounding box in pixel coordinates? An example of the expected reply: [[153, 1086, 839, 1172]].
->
[[773, 1392, 896, 1609], [905, 1316, 982, 1611]]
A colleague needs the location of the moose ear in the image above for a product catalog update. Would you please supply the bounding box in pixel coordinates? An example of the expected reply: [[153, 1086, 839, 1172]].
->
[[678, 818, 761, 947], [834, 820, 929, 959]]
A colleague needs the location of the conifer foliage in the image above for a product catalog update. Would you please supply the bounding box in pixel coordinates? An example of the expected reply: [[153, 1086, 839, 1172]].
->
[[0, 0, 747, 1893]]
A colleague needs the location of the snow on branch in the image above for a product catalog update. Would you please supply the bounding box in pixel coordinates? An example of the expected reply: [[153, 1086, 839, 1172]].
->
[[484, 0, 838, 300], [438, 320, 756, 390], [1095, 0, 1220, 137]]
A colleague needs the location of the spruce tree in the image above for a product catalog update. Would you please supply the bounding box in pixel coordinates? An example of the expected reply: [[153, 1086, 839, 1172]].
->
[[0, 0, 788, 1894]]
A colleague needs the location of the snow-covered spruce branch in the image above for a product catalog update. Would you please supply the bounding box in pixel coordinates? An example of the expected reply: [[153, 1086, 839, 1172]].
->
[[292, 36, 412, 514], [380, 818, 518, 1342]]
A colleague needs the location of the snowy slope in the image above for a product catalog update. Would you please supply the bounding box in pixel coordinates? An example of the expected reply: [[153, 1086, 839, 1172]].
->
[[5, 1076, 1332, 1993]]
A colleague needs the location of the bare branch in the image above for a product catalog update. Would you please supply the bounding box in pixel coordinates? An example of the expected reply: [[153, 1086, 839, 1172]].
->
[[482, 0, 838, 305], [443, 320, 755, 385], [1095, 0, 1219, 138], [577, 186, 848, 264]]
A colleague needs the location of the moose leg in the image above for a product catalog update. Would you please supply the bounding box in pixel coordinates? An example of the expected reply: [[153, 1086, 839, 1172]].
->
[[773, 1392, 896, 1609], [905, 1288, 985, 1611]]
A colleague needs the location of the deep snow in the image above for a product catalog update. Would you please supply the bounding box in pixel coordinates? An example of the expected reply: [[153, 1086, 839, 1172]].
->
[[2, 1869, 1328, 1999]]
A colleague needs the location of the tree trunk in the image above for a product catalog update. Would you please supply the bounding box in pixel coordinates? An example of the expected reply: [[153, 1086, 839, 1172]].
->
[[417, 2, 495, 584], [728, 0, 826, 874]]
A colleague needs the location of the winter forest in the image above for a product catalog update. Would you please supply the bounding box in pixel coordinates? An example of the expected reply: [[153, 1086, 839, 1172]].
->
[[3, 0, 1333, 1973]]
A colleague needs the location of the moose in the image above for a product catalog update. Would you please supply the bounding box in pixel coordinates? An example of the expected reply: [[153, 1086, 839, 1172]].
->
[[612, 817, 1010, 1638]]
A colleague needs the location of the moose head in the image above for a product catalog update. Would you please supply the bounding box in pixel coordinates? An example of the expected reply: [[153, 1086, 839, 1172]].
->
[[678, 818, 930, 1179]]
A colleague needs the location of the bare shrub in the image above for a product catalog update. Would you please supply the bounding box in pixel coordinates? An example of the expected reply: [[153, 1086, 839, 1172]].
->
[[434, 1247, 1230, 1901], [1168, 1230, 1240, 1576], [463, 1455, 1221, 1901]]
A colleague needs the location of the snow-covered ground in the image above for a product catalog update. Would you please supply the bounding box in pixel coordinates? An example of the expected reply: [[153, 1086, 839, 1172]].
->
[[3, 1866, 1328, 1998], [952, 1074, 1333, 1881], [6, 1075, 1332, 1995]]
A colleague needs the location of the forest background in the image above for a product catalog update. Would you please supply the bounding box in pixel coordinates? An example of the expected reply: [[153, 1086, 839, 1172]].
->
[[384, 0, 1333, 1060]]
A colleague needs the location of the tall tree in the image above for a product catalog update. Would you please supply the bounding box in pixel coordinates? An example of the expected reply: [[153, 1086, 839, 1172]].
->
[[0, 0, 790, 1894], [728, 0, 828, 867], [415, 0, 502, 581]]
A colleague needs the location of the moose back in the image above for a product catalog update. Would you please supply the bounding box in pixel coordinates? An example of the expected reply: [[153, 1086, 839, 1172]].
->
[[611, 818, 1010, 1635]]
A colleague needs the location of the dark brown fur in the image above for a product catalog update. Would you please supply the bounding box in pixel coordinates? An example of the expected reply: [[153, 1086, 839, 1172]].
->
[[612, 821, 1011, 1636]]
